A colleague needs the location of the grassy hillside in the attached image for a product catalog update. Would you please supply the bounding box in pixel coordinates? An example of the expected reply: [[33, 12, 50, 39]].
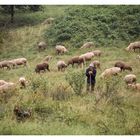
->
[[0, 6, 140, 135], [45, 5, 140, 48]]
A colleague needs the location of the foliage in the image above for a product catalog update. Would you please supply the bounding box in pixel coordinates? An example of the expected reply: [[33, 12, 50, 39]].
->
[[65, 69, 85, 95], [45, 5, 140, 47]]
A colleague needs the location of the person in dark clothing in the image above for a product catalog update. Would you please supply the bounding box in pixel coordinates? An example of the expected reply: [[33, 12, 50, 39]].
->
[[86, 63, 97, 92]]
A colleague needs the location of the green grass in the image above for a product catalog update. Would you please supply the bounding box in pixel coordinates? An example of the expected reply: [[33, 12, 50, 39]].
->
[[0, 5, 140, 135]]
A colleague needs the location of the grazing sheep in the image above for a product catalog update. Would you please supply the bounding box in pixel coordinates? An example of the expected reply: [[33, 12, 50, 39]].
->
[[55, 45, 68, 55], [124, 74, 137, 85], [128, 83, 140, 91], [91, 60, 101, 69], [0, 82, 15, 93], [35, 62, 50, 73], [57, 60, 67, 71], [44, 55, 52, 61], [12, 58, 27, 67], [100, 67, 121, 78], [0, 60, 11, 69], [67, 56, 84, 67], [79, 52, 94, 62], [125, 41, 140, 52], [0, 80, 8, 86], [43, 17, 54, 24], [92, 50, 102, 57], [136, 55, 140, 61], [80, 42, 95, 49], [38, 41, 47, 51], [114, 61, 132, 71], [19, 77, 27, 88]]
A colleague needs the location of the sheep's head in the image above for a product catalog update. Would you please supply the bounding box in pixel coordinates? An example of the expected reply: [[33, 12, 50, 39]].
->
[[125, 65, 132, 71]]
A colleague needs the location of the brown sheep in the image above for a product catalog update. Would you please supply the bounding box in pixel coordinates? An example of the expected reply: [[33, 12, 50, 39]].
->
[[38, 41, 47, 51], [114, 61, 132, 71], [67, 56, 84, 67], [35, 62, 50, 73], [57, 60, 67, 71], [80, 42, 95, 49], [55, 45, 68, 55], [92, 50, 102, 57]]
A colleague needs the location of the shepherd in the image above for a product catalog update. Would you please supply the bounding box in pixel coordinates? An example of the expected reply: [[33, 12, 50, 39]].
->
[[86, 63, 97, 92]]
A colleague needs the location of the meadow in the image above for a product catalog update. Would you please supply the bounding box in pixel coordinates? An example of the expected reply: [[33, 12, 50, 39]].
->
[[0, 5, 140, 135]]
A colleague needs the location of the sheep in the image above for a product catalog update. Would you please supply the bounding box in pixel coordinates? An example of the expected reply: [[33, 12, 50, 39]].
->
[[114, 61, 132, 71], [55, 45, 68, 55], [79, 52, 94, 63], [80, 42, 95, 49], [44, 55, 52, 62], [0, 60, 11, 69], [125, 41, 140, 52], [12, 58, 27, 67], [35, 62, 50, 73], [42, 17, 54, 24], [0, 80, 8, 86], [91, 60, 101, 69], [100, 67, 121, 78], [19, 77, 27, 88], [38, 41, 47, 51], [67, 56, 84, 68], [0, 82, 15, 93], [128, 83, 140, 91], [92, 50, 102, 57], [57, 60, 67, 71], [136, 55, 140, 61], [124, 74, 137, 85]]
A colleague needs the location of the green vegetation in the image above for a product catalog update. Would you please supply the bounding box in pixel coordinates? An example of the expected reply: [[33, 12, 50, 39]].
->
[[0, 5, 140, 135], [45, 5, 140, 47]]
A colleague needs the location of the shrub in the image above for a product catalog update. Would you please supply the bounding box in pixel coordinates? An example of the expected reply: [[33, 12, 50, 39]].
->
[[29, 75, 49, 96], [51, 83, 72, 101], [65, 69, 85, 95], [45, 5, 140, 48]]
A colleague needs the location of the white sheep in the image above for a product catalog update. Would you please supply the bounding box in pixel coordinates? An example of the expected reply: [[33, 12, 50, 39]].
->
[[19, 77, 27, 88], [92, 50, 102, 56], [80, 42, 95, 49], [57, 60, 67, 71], [100, 67, 121, 78], [0, 80, 8, 86], [0, 82, 15, 93], [55, 45, 68, 55], [124, 74, 137, 85]]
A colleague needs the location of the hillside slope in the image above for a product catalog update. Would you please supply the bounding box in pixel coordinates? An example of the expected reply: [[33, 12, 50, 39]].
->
[[0, 6, 140, 135], [45, 5, 140, 48]]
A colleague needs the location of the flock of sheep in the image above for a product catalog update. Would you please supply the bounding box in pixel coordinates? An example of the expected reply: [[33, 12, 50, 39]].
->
[[0, 41, 140, 93]]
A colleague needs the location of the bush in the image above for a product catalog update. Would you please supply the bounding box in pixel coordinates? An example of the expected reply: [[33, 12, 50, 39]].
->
[[29, 75, 49, 96], [65, 69, 85, 95], [51, 83, 72, 101], [45, 5, 140, 48]]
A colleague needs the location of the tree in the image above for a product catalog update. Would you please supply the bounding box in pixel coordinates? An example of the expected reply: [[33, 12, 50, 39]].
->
[[0, 5, 42, 23]]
